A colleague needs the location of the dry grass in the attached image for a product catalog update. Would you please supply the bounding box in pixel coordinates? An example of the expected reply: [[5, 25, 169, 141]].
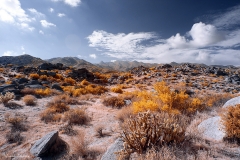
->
[[6, 131, 24, 144], [21, 88, 36, 95], [102, 96, 125, 108], [0, 92, 14, 105], [29, 73, 39, 79], [64, 77, 76, 85], [4, 113, 27, 131], [23, 95, 37, 106], [111, 86, 123, 93], [53, 94, 79, 105], [35, 88, 53, 97], [59, 124, 77, 136], [64, 108, 90, 125], [116, 106, 133, 122], [94, 125, 105, 138]]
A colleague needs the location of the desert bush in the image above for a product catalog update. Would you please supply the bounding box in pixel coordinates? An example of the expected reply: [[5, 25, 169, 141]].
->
[[64, 77, 76, 85], [102, 96, 125, 108], [35, 88, 52, 97], [39, 75, 48, 81], [72, 84, 108, 96], [64, 108, 89, 125], [23, 95, 37, 106], [95, 125, 105, 138], [6, 131, 23, 144], [47, 102, 70, 113], [29, 73, 40, 79], [54, 73, 63, 80], [4, 113, 27, 131], [120, 111, 187, 155], [133, 81, 205, 115], [40, 111, 62, 123], [59, 124, 77, 136], [0, 68, 4, 72], [221, 104, 240, 141], [21, 88, 36, 95], [116, 106, 134, 122], [111, 86, 123, 94], [80, 79, 89, 86], [53, 94, 79, 105], [0, 92, 14, 104]]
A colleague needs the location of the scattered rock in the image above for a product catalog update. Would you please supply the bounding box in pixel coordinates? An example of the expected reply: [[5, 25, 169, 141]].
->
[[30, 131, 59, 157], [198, 116, 225, 141], [101, 138, 124, 160], [51, 83, 63, 91], [223, 96, 240, 108]]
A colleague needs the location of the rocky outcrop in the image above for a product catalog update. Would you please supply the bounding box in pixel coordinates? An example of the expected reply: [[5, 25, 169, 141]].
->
[[101, 138, 124, 160], [30, 131, 59, 157], [223, 96, 240, 108], [38, 63, 63, 70], [67, 68, 94, 81]]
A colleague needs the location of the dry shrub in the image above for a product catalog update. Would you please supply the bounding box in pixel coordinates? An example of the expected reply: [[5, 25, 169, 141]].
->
[[0, 92, 14, 104], [64, 77, 76, 85], [64, 108, 89, 125], [94, 125, 105, 138], [54, 73, 63, 80], [4, 113, 27, 132], [133, 81, 205, 115], [0, 68, 4, 72], [120, 111, 187, 155], [29, 73, 40, 79], [21, 88, 36, 95], [116, 106, 133, 122], [71, 130, 101, 159], [59, 124, 77, 136], [72, 84, 108, 96], [35, 88, 53, 97], [6, 131, 24, 144], [39, 75, 48, 81], [221, 104, 240, 141], [53, 94, 79, 105], [102, 96, 125, 108], [23, 95, 37, 106], [111, 86, 123, 94], [41, 102, 70, 123], [201, 93, 234, 108], [81, 79, 89, 86]]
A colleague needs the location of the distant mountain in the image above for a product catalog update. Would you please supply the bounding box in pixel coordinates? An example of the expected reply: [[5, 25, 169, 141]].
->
[[46, 57, 105, 72], [96, 60, 159, 71], [0, 54, 45, 67]]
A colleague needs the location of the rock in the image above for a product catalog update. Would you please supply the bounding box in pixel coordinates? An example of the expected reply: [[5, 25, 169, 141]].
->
[[30, 131, 59, 157], [51, 83, 63, 91], [215, 70, 227, 76], [161, 64, 172, 68], [47, 71, 56, 77], [25, 85, 46, 89], [101, 138, 124, 160], [68, 68, 94, 80], [198, 116, 225, 141], [124, 100, 132, 105], [0, 84, 16, 92], [28, 80, 40, 85], [17, 78, 29, 84], [223, 96, 240, 108]]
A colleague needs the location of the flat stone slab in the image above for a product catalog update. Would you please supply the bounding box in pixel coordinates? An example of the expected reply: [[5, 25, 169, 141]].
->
[[30, 131, 58, 157], [223, 96, 240, 108], [101, 138, 124, 160], [198, 116, 225, 141]]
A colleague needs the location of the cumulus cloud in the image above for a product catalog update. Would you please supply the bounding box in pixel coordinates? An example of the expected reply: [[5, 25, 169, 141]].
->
[[40, 20, 56, 28], [51, 0, 81, 7], [87, 22, 240, 65], [3, 51, 22, 56], [58, 13, 65, 17], [28, 8, 44, 17], [89, 54, 97, 59], [49, 8, 54, 13], [39, 30, 44, 34]]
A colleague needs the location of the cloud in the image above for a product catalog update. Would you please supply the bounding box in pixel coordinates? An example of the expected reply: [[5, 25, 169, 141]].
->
[[49, 8, 54, 13], [87, 21, 240, 65], [58, 13, 65, 17], [51, 0, 81, 7], [0, 0, 30, 23], [89, 54, 97, 59], [28, 8, 44, 17], [39, 30, 44, 34], [40, 20, 56, 28], [21, 46, 24, 50], [3, 51, 22, 56]]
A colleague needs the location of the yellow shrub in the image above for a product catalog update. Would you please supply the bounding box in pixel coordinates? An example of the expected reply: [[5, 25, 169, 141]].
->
[[80, 79, 89, 86], [29, 74, 39, 79], [111, 86, 123, 94], [35, 88, 52, 97], [54, 74, 63, 80], [39, 75, 48, 81], [64, 77, 76, 85], [0, 68, 4, 72]]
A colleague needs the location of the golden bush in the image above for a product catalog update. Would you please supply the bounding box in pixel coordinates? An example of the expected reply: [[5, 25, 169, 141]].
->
[[64, 108, 89, 125], [29, 73, 40, 79], [120, 111, 186, 155], [23, 95, 36, 106], [221, 104, 240, 140], [64, 77, 76, 85], [111, 86, 123, 94], [102, 96, 125, 108], [80, 79, 89, 86], [39, 75, 48, 81], [35, 88, 52, 97]]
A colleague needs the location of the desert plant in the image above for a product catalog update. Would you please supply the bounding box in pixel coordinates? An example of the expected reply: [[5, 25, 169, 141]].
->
[[59, 124, 77, 136], [6, 131, 24, 144], [221, 104, 240, 141], [116, 106, 133, 122], [64, 77, 76, 85], [35, 88, 53, 97], [4, 113, 27, 131], [95, 125, 105, 138], [23, 95, 37, 106], [102, 96, 125, 108], [39, 75, 48, 81], [0, 92, 14, 104], [120, 111, 187, 155], [80, 79, 89, 86], [111, 86, 123, 94], [53, 94, 79, 105], [29, 73, 40, 79], [64, 108, 89, 125]]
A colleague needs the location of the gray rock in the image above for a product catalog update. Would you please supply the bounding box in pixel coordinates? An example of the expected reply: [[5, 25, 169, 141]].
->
[[198, 116, 225, 141], [223, 96, 240, 108], [28, 80, 40, 85], [101, 138, 124, 160], [25, 84, 46, 89], [30, 131, 58, 157], [51, 83, 63, 91], [17, 78, 29, 84]]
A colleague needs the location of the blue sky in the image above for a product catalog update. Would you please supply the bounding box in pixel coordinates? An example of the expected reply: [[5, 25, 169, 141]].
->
[[1, 0, 240, 65]]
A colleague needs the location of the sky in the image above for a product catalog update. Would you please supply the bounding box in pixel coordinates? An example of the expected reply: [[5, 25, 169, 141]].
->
[[1, 0, 240, 65]]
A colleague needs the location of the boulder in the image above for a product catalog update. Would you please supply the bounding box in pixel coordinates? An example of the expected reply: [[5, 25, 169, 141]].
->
[[223, 96, 240, 108], [28, 80, 40, 85], [16, 78, 29, 84], [198, 116, 225, 141], [101, 138, 124, 160], [0, 84, 16, 92], [51, 83, 63, 91], [30, 131, 58, 157], [25, 85, 46, 89]]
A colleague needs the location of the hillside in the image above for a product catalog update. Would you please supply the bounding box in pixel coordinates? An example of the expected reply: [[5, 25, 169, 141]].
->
[[0, 54, 45, 67], [46, 57, 106, 72], [96, 60, 159, 71]]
